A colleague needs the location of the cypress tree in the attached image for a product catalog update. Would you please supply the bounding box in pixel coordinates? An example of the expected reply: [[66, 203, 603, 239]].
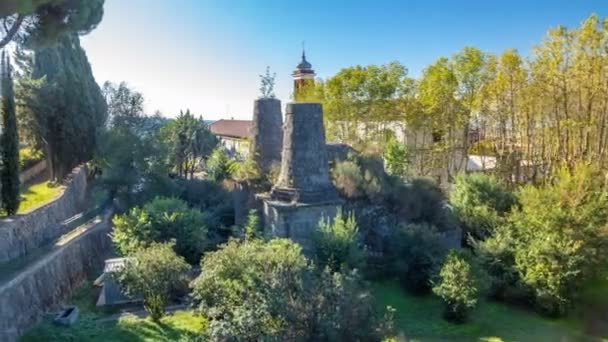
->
[[1, 51, 21, 215]]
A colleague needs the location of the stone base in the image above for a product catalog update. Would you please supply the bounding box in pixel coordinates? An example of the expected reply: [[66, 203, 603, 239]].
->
[[262, 198, 342, 252], [270, 186, 340, 204]]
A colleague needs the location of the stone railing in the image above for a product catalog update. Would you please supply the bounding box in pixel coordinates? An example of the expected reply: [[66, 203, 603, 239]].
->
[[0, 166, 88, 263]]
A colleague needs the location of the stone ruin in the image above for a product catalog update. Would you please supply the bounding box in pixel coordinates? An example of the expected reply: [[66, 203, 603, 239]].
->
[[249, 98, 283, 173], [254, 102, 343, 250]]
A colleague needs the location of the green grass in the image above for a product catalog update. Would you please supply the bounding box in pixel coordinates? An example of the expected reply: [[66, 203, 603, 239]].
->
[[21, 310, 206, 342], [21, 281, 206, 342], [18, 181, 63, 214], [373, 282, 603, 342]]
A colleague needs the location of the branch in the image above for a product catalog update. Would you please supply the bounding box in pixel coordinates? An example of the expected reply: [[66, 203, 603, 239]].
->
[[0, 14, 24, 49]]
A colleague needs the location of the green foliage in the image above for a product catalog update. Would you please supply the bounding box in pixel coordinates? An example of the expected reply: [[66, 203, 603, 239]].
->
[[111, 197, 208, 264], [0, 51, 20, 215], [243, 209, 261, 240], [383, 138, 410, 178], [259, 66, 276, 99], [115, 242, 191, 322], [205, 147, 232, 181], [192, 239, 384, 341], [1, 0, 104, 49], [314, 211, 364, 272], [175, 178, 235, 231], [331, 159, 366, 199], [102, 81, 144, 129], [18, 147, 43, 170], [159, 110, 218, 179], [389, 177, 456, 231], [433, 251, 479, 322], [450, 173, 517, 240], [385, 223, 448, 293], [510, 164, 608, 315], [228, 156, 261, 182], [16, 33, 107, 181]]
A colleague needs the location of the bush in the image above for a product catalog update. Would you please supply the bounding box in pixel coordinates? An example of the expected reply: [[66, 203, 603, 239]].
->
[[176, 178, 235, 228], [332, 160, 365, 199], [111, 197, 208, 263], [432, 250, 479, 322], [115, 242, 191, 322], [19, 147, 44, 171], [383, 138, 410, 178], [206, 147, 232, 181], [510, 164, 608, 315], [314, 211, 365, 272], [449, 173, 517, 240], [385, 223, 448, 293], [389, 177, 456, 232], [191, 239, 385, 341]]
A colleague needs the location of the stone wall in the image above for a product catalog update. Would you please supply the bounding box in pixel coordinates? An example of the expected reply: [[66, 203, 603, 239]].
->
[[19, 160, 48, 184], [0, 166, 88, 263], [0, 211, 112, 342]]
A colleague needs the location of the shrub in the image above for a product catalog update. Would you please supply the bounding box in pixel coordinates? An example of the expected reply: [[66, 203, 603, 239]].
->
[[111, 197, 208, 263], [449, 173, 517, 240], [332, 160, 365, 199], [510, 164, 608, 315], [385, 223, 448, 293], [314, 211, 365, 272], [432, 250, 479, 322], [191, 239, 384, 341], [229, 157, 262, 182], [176, 178, 235, 229], [115, 242, 190, 322], [206, 147, 232, 181], [389, 177, 456, 231], [243, 209, 262, 240], [383, 138, 410, 178]]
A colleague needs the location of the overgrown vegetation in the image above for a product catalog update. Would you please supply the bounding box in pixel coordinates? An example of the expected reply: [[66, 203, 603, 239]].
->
[[115, 242, 191, 322]]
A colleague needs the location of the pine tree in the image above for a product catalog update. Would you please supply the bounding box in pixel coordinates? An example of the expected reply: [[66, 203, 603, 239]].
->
[[0, 51, 20, 215]]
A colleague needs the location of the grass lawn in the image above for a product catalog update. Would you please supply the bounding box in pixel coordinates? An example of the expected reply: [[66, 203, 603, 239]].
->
[[21, 310, 205, 342], [18, 181, 64, 214], [373, 282, 604, 342], [21, 282, 206, 342]]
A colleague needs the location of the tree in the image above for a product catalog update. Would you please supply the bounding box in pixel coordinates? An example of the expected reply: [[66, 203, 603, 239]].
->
[[16, 33, 107, 182], [384, 138, 410, 178], [102, 81, 144, 129], [259, 66, 276, 99], [159, 110, 218, 179], [206, 146, 231, 181], [510, 163, 608, 315], [0, 51, 20, 215], [115, 242, 190, 322], [449, 173, 517, 240], [314, 211, 364, 272], [0, 0, 105, 49], [111, 197, 208, 264], [385, 223, 448, 293], [432, 251, 479, 322], [191, 239, 385, 341]]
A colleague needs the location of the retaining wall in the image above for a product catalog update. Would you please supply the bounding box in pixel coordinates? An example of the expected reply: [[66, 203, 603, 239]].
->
[[0, 211, 113, 342], [0, 166, 88, 263]]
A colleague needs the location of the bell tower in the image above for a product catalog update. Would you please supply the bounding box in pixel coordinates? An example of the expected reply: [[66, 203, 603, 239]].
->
[[292, 49, 315, 100]]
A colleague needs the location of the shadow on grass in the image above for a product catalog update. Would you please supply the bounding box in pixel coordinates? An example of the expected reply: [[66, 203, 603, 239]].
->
[[373, 281, 599, 342]]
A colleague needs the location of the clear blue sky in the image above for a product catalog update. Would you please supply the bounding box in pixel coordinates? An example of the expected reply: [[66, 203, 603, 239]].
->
[[80, 0, 608, 120]]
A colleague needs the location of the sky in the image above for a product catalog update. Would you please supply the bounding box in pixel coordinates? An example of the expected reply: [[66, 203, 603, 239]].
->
[[80, 0, 608, 120]]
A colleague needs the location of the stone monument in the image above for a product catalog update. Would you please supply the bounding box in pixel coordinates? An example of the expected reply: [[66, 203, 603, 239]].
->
[[250, 98, 283, 173], [263, 102, 342, 250]]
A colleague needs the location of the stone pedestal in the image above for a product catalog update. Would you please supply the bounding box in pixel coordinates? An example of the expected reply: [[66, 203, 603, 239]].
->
[[271, 102, 339, 203], [250, 98, 283, 173], [263, 102, 342, 250], [263, 199, 341, 251]]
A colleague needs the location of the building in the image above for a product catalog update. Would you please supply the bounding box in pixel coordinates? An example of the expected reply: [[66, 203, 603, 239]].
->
[[209, 119, 252, 157], [292, 50, 315, 100]]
